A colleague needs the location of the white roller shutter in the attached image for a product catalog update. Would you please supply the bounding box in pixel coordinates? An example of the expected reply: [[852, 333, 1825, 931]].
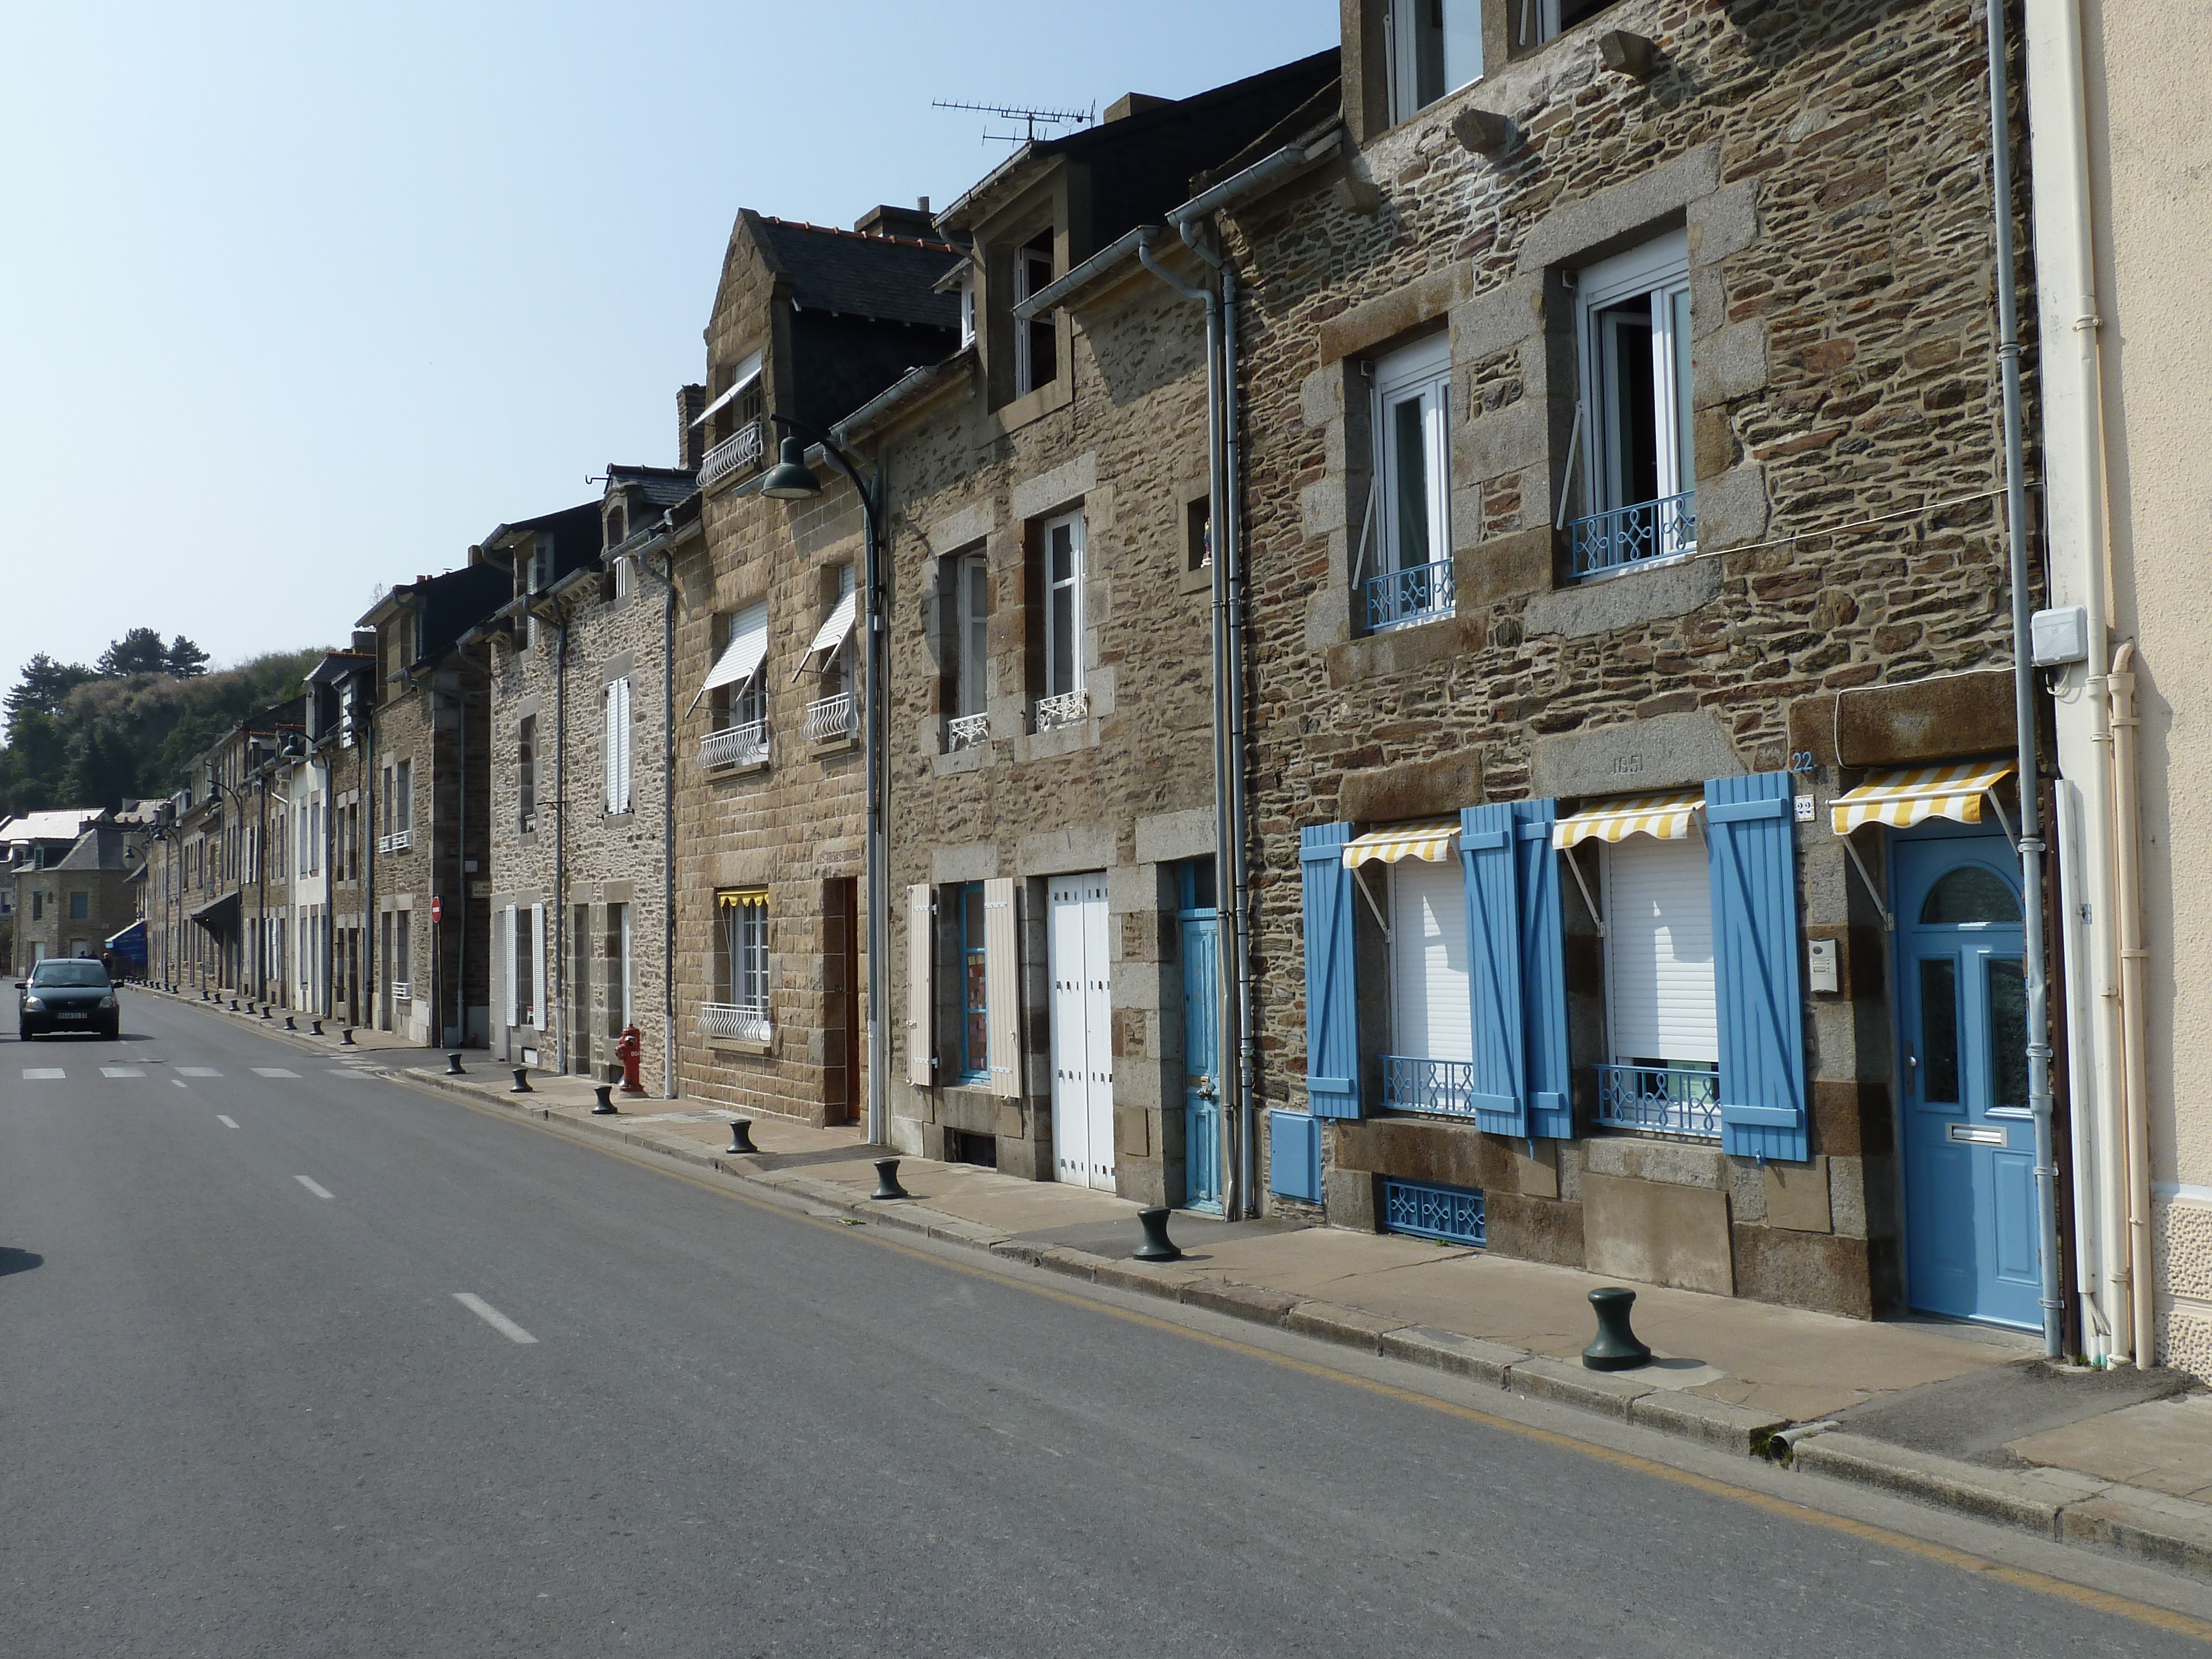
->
[[529, 903, 546, 1031], [502, 905, 517, 1029], [984, 877, 1020, 1098], [906, 884, 934, 1086], [1390, 857, 1472, 1062], [1603, 835, 1718, 1063]]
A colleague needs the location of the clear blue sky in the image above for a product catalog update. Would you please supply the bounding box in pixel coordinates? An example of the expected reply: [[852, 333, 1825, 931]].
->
[[0, 0, 1335, 692]]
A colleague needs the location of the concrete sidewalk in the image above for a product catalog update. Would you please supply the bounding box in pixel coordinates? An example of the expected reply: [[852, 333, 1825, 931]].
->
[[141, 984, 2212, 1574]]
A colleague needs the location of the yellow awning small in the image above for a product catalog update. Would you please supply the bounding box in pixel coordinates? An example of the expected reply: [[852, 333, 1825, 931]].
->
[[1551, 791, 1705, 849], [1831, 759, 2016, 834], [1341, 820, 1459, 868]]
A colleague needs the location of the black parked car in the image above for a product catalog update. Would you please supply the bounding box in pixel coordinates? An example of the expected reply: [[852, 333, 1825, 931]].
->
[[17, 959, 121, 1040]]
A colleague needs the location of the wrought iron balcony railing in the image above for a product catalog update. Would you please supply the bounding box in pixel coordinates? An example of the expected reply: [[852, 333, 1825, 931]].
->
[[946, 712, 990, 753], [1566, 490, 1697, 580], [1381, 1053, 1477, 1118], [699, 418, 765, 492], [1033, 688, 1088, 734], [1364, 556, 1454, 633], [1595, 1061, 1721, 1138], [698, 1000, 771, 1043], [805, 692, 855, 743], [697, 720, 769, 772], [392, 980, 412, 1001], [387, 827, 413, 852]]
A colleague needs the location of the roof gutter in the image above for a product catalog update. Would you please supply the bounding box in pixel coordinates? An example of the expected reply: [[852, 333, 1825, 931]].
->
[[1168, 132, 1339, 239], [831, 351, 973, 444]]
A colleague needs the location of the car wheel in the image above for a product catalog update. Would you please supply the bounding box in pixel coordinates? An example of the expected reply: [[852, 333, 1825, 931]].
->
[[102, 1023, 120, 1041]]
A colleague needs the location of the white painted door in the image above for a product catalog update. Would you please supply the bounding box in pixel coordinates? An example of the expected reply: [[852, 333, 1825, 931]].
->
[[1048, 874, 1116, 1190]]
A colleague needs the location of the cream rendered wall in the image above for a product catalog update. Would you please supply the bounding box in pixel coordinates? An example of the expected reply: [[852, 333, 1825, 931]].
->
[[2085, 0, 2212, 1370]]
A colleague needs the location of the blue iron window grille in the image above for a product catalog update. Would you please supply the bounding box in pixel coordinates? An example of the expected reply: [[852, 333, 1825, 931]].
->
[[1381, 1177, 1487, 1247], [1567, 491, 1697, 580], [1364, 556, 1455, 632], [958, 882, 989, 1083], [1595, 1061, 1721, 1138], [1381, 1053, 1477, 1118]]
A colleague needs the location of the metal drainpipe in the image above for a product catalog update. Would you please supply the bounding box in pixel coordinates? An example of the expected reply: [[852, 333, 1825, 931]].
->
[[1171, 215, 1261, 1222], [1136, 227, 1239, 1215], [2109, 643, 2154, 1362], [1987, 0, 2063, 1359], [529, 596, 568, 1074], [455, 658, 471, 1048]]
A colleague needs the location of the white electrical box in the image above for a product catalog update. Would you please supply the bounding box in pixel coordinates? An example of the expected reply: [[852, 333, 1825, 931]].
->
[[1808, 937, 1840, 994], [2031, 604, 2090, 667]]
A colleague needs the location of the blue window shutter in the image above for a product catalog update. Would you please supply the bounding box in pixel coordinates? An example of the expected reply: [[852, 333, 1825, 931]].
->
[[1706, 772, 1808, 1161], [1300, 823, 1360, 1119], [1269, 1109, 1323, 1201], [1514, 800, 1573, 1139], [1460, 804, 1526, 1135]]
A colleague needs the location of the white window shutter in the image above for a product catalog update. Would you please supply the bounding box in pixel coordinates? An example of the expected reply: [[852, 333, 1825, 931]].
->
[[502, 905, 517, 1029], [906, 884, 934, 1086], [604, 684, 619, 813], [617, 678, 633, 813], [530, 904, 546, 1030], [983, 877, 1020, 1098]]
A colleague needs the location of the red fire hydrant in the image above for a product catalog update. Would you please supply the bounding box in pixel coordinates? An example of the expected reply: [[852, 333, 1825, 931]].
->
[[616, 1024, 646, 1094]]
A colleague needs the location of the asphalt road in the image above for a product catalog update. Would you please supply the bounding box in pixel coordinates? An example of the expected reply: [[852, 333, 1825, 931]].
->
[[2, 993, 2204, 1658]]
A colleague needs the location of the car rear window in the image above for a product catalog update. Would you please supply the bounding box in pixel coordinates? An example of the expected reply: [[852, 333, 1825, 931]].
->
[[30, 962, 110, 987]]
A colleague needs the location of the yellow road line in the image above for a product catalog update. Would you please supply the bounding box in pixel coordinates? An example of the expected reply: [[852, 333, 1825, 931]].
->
[[436, 1088, 2212, 1642]]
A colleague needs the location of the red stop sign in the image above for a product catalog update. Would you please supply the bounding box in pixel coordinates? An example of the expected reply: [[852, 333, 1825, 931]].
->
[[430, 896, 443, 924]]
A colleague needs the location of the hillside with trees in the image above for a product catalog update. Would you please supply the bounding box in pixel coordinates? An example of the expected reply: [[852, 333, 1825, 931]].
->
[[0, 632, 331, 819]]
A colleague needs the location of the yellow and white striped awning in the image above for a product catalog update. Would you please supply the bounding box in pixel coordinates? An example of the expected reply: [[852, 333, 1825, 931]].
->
[[1551, 791, 1705, 849], [1341, 820, 1459, 868], [1830, 759, 2016, 834]]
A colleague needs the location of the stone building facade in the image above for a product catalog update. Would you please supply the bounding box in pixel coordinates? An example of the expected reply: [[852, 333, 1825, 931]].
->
[[306, 645, 377, 1027], [866, 56, 1339, 1198], [669, 208, 960, 1126], [9, 816, 140, 969], [481, 480, 695, 1090], [359, 559, 507, 1045], [1210, 0, 2044, 1322]]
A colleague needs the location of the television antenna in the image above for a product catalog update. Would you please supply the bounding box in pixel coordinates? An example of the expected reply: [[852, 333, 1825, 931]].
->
[[932, 99, 1094, 145]]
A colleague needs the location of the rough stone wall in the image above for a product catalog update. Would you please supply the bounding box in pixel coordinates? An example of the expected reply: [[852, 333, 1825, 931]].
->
[[367, 670, 435, 1041], [877, 271, 1220, 1200], [1229, 0, 2032, 1316], [324, 728, 369, 1027], [670, 476, 870, 1127]]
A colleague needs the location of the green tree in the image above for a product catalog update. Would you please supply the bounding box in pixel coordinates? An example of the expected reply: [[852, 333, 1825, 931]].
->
[[95, 627, 174, 679], [4, 654, 95, 737], [166, 635, 210, 678]]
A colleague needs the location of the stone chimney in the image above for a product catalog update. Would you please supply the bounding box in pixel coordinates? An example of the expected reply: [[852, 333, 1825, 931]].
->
[[678, 383, 707, 470], [852, 203, 939, 241]]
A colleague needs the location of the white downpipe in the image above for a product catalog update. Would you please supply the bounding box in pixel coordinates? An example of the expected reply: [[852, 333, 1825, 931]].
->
[[2024, 0, 2128, 1363], [2110, 644, 2154, 1363]]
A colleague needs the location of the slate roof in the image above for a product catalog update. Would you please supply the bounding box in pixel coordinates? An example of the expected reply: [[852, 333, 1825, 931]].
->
[[57, 823, 135, 872], [752, 217, 962, 330], [0, 808, 102, 846], [608, 465, 699, 509]]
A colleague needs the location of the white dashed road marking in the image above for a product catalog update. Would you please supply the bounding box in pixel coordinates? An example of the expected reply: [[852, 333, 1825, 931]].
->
[[173, 1079, 189, 1089], [295, 1176, 335, 1201], [178, 1067, 222, 1078], [217, 1115, 239, 1129], [22, 1068, 65, 1080], [452, 1293, 538, 1345], [252, 1068, 300, 1079], [100, 1067, 145, 1079]]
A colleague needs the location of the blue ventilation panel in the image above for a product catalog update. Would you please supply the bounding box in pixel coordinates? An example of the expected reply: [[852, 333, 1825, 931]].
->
[[1380, 1178, 1486, 1248]]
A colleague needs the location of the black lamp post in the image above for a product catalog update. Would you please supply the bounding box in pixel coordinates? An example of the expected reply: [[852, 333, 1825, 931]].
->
[[760, 417, 888, 1147]]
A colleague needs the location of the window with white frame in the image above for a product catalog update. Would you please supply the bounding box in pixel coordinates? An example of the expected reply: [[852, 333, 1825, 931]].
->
[[518, 716, 538, 833], [950, 551, 990, 743], [712, 888, 770, 1040], [604, 676, 633, 813], [707, 602, 771, 739], [1389, 0, 1484, 124], [1013, 233, 1057, 397], [1385, 852, 1473, 1110], [1519, 0, 1619, 49], [958, 270, 977, 348], [1567, 229, 1694, 577], [395, 760, 412, 834], [1360, 334, 1453, 632], [1599, 832, 1719, 1135], [1038, 510, 1085, 726]]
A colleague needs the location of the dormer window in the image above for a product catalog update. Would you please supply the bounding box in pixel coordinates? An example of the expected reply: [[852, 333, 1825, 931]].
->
[[959, 274, 977, 348], [605, 502, 627, 550], [1388, 0, 1483, 122], [1013, 234, 1056, 397]]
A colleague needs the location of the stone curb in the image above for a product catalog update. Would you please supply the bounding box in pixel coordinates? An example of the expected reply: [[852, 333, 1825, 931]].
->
[[146, 990, 2212, 1577]]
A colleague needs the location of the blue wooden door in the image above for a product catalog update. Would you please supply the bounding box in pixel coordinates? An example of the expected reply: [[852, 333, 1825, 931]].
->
[[1181, 912, 1222, 1214], [1894, 832, 2039, 1329]]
